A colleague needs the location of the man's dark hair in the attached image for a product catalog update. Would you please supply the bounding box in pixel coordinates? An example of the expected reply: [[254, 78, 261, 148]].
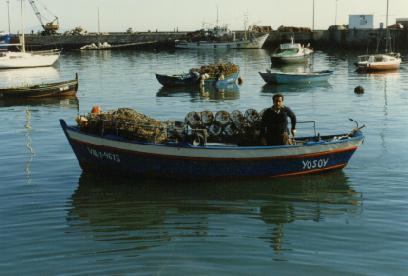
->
[[272, 94, 284, 101]]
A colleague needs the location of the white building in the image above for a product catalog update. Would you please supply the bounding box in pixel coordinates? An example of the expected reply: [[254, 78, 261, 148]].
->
[[349, 15, 374, 29]]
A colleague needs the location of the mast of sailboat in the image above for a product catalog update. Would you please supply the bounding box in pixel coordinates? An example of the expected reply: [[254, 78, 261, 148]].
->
[[216, 5, 219, 27], [97, 5, 100, 44], [7, 0, 11, 33], [385, 0, 389, 53], [20, 0, 26, 52]]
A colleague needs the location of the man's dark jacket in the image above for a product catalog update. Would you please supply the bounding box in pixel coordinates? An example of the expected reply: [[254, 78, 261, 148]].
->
[[260, 106, 296, 138]]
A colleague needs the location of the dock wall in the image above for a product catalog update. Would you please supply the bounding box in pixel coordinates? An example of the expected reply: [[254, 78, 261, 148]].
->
[[21, 29, 408, 51]]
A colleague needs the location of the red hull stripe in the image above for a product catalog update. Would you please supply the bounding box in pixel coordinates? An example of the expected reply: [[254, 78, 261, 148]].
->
[[69, 136, 358, 161]]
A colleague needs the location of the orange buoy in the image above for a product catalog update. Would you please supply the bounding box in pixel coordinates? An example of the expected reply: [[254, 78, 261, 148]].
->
[[91, 105, 101, 114]]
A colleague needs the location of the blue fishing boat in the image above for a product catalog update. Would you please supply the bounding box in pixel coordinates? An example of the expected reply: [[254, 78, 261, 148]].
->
[[259, 69, 333, 84], [156, 63, 240, 87], [60, 118, 364, 179], [156, 71, 239, 87]]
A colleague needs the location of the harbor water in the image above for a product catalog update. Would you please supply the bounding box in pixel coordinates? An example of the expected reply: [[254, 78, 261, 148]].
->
[[1, 49, 408, 275]]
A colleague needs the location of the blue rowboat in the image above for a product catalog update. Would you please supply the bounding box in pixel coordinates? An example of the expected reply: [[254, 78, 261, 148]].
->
[[60, 119, 364, 179], [259, 70, 333, 84], [155, 71, 240, 87]]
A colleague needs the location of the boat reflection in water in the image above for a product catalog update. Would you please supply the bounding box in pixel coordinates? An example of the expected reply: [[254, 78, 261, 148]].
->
[[261, 81, 332, 94], [0, 95, 79, 108], [67, 172, 361, 253], [156, 82, 240, 101]]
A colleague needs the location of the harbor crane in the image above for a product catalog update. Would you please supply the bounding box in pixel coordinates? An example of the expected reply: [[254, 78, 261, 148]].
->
[[28, 0, 59, 35]]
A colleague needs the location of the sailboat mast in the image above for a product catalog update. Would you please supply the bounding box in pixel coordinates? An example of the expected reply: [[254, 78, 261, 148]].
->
[[20, 0, 26, 52], [385, 0, 389, 53], [98, 6, 100, 34], [216, 6, 219, 26]]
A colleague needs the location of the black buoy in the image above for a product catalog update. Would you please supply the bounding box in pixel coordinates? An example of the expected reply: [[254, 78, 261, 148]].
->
[[354, 85, 364, 94], [237, 77, 243, 85]]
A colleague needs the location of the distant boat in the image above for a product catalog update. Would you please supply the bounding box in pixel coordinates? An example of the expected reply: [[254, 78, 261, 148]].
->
[[156, 71, 240, 87], [259, 69, 333, 84], [175, 32, 269, 49], [156, 63, 240, 87], [0, 1, 60, 69], [355, 53, 401, 72], [0, 73, 78, 99], [355, 0, 401, 72], [270, 36, 313, 64], [175, 12, 269, 49]]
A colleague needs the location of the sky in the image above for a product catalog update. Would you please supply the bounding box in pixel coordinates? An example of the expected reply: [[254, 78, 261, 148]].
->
[[2, 0, 408, 33]]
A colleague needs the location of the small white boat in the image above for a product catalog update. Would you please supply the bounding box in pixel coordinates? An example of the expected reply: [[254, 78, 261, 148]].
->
[[356, 53, 401, 72], [270, 37, 313, 64]]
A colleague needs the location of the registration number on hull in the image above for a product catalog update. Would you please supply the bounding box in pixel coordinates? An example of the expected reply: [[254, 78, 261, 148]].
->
[[87, 147, 121, 163], [302, 158, 329, 170]]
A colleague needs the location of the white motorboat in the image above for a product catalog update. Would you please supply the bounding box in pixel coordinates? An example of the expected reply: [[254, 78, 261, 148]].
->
[[270, 37, 313, 64]]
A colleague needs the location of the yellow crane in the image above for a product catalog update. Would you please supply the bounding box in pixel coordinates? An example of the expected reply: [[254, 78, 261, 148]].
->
[[28, 0, 59, 35]]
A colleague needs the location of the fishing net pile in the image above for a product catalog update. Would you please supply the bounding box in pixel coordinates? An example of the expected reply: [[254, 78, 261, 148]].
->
[[77, 108, 169, 143], [190, 63, 239, 78], [77, 107, 266, 145]]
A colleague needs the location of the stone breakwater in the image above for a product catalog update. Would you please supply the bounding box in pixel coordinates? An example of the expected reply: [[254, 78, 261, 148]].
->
[[21, 29, 408, 51]]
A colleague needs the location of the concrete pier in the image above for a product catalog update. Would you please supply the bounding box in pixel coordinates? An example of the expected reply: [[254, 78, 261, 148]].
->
[[20, 29, 408, 51]]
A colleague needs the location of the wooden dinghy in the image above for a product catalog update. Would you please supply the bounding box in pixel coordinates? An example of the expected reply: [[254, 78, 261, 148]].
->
[[0, 73, 78, 99]]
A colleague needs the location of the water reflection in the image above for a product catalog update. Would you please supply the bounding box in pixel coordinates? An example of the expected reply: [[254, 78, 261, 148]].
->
[[67, 172, 361, 253], [261, 81, 332, 94], [0, 96, 79, 109], [157, 83, 240, 101]]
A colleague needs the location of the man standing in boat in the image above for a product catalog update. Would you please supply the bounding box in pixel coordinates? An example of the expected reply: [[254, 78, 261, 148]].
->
[[260, 94, 296, 145]]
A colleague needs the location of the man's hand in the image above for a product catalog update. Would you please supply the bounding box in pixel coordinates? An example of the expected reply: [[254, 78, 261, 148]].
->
[[291, 129, 296, 137]]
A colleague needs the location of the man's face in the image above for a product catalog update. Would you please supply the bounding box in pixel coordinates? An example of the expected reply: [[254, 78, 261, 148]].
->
[[273, 97, 284, 109]]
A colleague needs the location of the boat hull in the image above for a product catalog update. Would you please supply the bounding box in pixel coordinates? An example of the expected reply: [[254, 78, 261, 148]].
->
[[0, 51, 60, 69], [0, 74, 78, 98], [259, 70, 333, 84], [356, 62, 400, 72], [175, 34, 269, 49], [60, 120, 363, 179], [156, 72, 240, 87]]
